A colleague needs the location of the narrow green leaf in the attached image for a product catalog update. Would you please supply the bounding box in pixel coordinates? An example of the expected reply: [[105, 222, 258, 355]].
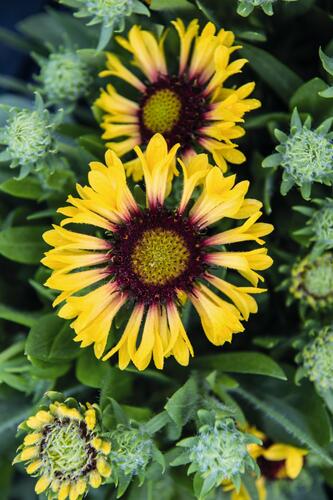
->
[[193, 352, 287, 380], [234, 387, 333, 465], [240, 43, 303, 104], [0, 303, 39, 327]]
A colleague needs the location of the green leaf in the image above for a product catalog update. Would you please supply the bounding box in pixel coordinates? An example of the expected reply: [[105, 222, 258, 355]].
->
[[240, 43, 303, 104], [234, 387, 333, 465], [193, 352, 287, 380], [289, 78, 333, 121], [164, 377, 198, 429], [76, 348, 110, 388], [0, 226, 47, 264], [0, 303, 40, 327], [26, 313, 80, 362], [150, 0, 193, 10], [0, 177, 44, 200], [319, 47, 333, 76]]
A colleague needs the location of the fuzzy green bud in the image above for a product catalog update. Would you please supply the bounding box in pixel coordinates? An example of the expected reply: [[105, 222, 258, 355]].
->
[[290, 253, 333, 310], [282, 128, 333, 185], [84, 0, 133, 26], [110, 425, 153, 478], [174, 413, 259, 497], [38, 50, 92, 104], [262, 109, 333, 199], [302, 326, 333, 390], [4, 109, 54, 166], [237, 0, 297, 16], [311, 205, 333, 246]]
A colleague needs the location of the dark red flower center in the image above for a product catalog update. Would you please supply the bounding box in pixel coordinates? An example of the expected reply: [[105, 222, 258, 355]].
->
[[138, 75, 209, 154], [108, 207, 208, 305]]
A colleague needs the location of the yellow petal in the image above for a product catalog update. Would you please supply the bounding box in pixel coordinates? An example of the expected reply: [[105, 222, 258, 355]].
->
[[35, 475, 51, 495], [26, 460, 42, 475], [58, 482, 70, 500], [85, 408, 96, 431], [89, 470, 102, 489], [20, 446, 38, 461], [24, 433, 42, 446], [96, 457, 112, 478]]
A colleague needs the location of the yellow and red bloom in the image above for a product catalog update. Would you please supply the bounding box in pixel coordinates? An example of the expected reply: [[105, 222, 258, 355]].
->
[[96, 19, 260, 180], [42, 134, 273, 370], [13, 400, 111, 500]]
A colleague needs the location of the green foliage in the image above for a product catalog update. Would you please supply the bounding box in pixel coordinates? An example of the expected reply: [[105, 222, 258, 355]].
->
[[2, 1, 333, 499]]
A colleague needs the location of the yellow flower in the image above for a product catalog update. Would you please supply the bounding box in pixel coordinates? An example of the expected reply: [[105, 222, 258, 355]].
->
[[96, 19, 260, 180], [247, 426, 307, 481], [13, 400, 111, 500], [224, 476, 266, 500], [260, 443, 308, 480], [42, 134, 273, 370]]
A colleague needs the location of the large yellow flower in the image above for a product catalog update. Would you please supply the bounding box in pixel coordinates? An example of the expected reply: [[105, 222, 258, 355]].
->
[[42, 134, 273, 370], [96, 19, 260, 180]]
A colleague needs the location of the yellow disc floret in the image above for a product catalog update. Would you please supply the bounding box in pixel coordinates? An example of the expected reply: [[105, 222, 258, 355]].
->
[[142, 89, 182, 134], [131, 228, 190, 285]]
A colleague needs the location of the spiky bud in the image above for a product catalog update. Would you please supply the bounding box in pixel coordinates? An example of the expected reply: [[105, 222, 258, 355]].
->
[[237, 0, 297, 17], [173, 412, 259, 497], [110, 425, 153, 478], [301, 326, 333, 390], [290, 253, 333, 310], [37, 50, 92, 105], [0, 93, 63, 180], [262, 109, 333, 199]]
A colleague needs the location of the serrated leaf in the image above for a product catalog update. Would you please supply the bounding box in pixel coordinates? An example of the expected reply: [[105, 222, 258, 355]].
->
[[164, 377, 198, 429]]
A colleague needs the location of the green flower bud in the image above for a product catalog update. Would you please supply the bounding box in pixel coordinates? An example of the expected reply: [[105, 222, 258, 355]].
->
[[59, 0, 149, 50], [302, 326, 333, 390], [37, 50, 92, 105], [174, 413, 259, 497], [110, 425, 153, 478], [4, 110, 54, 166], [84, 0, 133, 27], [0, 93, 63, 180], [290, 253, 333, 310], [237, 0, 277, 16], [262, 109, 333, 199]]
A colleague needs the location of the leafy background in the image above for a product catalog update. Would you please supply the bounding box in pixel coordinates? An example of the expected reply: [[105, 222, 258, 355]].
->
[[1, 0, 333, 498]]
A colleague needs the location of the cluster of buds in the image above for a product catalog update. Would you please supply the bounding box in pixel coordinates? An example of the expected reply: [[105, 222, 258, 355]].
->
[[237, 0, 298, 17]]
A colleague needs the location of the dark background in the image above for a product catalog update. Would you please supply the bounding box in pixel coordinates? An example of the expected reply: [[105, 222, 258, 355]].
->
[[0, 0, 48, 78]]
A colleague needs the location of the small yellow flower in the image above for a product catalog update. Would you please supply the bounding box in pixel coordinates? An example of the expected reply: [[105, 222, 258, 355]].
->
[[13, 400, 112, 500], [42, 134, 273, 370], [96, 19, 260, 180], [261, 443, 308, 480]]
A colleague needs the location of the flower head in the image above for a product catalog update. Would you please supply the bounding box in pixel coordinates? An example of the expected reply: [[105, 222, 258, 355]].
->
[[35, 49, 93, 105], [294, 198, 333, 252], [262, 109, 333, 199], [96, 19, 260, 181], [13, 396, 111, 500], [59, 0, 149, 50], [237, 0, 298, 17], [42, 134, 273, 370], [110, 425, 153, 481], [289, 253, 333, 310], [300, 326, 333, 391], [175, 414, 260, 496], [0, 94, 63, 179]]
